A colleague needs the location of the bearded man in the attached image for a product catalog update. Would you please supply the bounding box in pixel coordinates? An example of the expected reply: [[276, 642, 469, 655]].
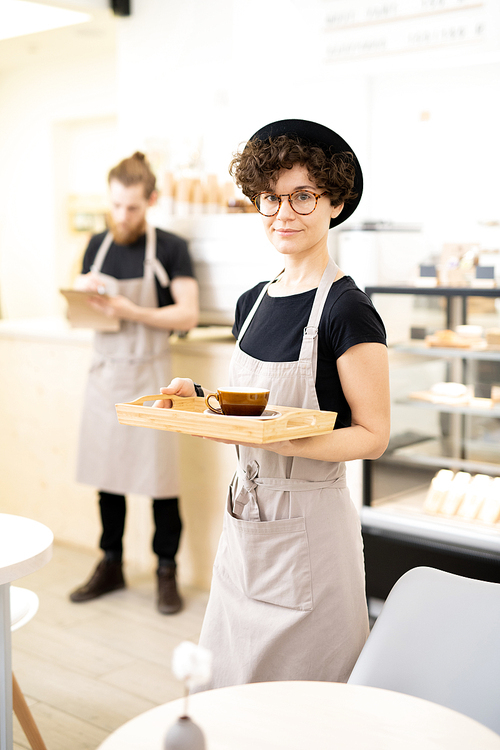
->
[[69, 152, 199, 614]]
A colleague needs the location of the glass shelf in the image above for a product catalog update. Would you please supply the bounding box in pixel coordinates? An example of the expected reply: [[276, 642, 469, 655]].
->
[[396, 397, 500, 418], [382, 436, 500, 477], [366, 285, 500, 299], [361, 489, 500, 556], [394, 342, 500, 362], [362, 285, 500, 599]]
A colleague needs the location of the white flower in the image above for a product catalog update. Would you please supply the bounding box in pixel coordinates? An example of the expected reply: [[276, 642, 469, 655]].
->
[[172, 641, 213, 690]]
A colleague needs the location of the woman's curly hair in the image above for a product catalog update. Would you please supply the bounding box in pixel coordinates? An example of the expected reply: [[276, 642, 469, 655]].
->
[[229, 135, 358, 208]]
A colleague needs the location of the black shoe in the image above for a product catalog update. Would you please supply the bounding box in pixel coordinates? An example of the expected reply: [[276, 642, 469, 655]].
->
[[157, 565, 183, 614], [69, 558, 125, 602]]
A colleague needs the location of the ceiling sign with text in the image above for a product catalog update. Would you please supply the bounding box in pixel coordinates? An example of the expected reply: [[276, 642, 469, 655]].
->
[[322, 0, 489, 62]]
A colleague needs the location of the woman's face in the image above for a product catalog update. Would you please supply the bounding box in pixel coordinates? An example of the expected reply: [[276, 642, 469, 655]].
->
[[260, 164, 343, 261]]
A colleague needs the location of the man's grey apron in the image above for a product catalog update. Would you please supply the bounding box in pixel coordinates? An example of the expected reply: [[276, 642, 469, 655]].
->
[[76, 224, 179, 498], [198, 258, 369, 688]]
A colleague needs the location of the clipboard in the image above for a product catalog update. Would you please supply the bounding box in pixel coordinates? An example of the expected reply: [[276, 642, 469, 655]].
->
[[60, 289, 120, 332]]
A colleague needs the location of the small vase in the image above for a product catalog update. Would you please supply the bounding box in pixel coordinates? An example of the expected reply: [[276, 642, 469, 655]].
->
[[164, 715, 206, 750]]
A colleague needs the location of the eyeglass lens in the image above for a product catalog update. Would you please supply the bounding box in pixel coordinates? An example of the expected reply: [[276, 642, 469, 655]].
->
[[255, 191, 319, 216]]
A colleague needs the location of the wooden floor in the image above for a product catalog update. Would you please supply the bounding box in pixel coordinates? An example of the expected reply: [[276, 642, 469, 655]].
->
[[11, 543, 209, 750]]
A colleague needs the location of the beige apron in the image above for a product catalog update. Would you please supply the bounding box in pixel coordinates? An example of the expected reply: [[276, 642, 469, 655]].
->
[[76, 225, 179, 498], [198, 259, 369, 688]]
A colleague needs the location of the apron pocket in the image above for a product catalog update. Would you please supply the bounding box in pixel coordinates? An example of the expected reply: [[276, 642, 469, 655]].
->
[[222, 500, 313, 611]]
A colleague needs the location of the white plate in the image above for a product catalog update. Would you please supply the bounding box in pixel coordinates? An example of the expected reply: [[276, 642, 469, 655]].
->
[[203, 409, 281, 420]]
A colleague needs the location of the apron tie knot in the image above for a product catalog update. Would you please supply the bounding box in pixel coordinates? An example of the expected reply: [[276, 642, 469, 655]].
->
[[242, 460, 259, 493], [233, 461, 261, 521]]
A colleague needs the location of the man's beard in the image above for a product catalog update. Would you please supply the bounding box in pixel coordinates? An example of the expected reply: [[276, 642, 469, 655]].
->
[[107, 215, 147, 245]]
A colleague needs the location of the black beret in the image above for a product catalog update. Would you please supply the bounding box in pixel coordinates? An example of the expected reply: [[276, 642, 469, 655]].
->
[[249, 118, 363, 228]]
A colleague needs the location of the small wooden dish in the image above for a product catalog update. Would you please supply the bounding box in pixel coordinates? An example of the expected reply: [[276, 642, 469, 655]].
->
[[115, 394, 337, 444]]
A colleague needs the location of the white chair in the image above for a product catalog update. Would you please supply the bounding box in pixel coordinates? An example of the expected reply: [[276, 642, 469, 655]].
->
[[10, 586, 48, 750], [348, 566, 500, 735]]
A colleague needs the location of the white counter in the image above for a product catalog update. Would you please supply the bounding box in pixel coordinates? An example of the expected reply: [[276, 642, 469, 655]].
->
[[0, 317, 235, 590], [0, 316, 93, 344]]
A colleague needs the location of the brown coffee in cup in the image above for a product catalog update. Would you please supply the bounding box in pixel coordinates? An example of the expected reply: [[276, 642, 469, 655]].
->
[[205, 387, 270, 416]]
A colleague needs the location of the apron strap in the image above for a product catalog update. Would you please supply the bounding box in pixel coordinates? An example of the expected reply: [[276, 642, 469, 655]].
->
[[141, 224, 172, 306], [90, 232, 114, 273], [236, 269, 285, 343], [143, 224, 171, 287], [297, 258, 340, 380], [152, 257, 170, 288], [306, 258, 340, 333]]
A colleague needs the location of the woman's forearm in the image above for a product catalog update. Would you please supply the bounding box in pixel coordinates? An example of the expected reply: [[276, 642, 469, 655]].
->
[[281, 420, 390, 463]]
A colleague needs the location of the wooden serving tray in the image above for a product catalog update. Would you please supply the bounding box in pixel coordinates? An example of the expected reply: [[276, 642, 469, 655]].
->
[[115, 394, 337, 444]]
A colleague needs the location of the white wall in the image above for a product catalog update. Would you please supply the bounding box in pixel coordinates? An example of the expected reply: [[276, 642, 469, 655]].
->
[[0, 47, 117, 318], [113, 0, 371, 200], [1, 0, 500, 319], [102, 0, 500, 274], [114, 0, 235, 172], [369, 62, 500, 247], [52, 114, 120, 307]]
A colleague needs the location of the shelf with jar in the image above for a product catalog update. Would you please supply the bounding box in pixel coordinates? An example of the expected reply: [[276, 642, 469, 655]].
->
[[361, 285, 500, 603], [151, 171, 257, 218]]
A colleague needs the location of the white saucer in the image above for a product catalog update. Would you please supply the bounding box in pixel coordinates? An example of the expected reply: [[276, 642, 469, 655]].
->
[[204, 409, 281, 420]]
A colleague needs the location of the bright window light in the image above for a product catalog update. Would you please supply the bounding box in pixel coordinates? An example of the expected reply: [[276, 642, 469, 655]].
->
[[1, 0, 91, 42]]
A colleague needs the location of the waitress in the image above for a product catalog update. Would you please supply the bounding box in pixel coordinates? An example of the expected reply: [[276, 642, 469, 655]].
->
[[157, 119, 390, 687]]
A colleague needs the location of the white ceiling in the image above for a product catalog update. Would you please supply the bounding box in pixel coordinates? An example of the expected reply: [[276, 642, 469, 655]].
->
[[0, 1, 116, 71]]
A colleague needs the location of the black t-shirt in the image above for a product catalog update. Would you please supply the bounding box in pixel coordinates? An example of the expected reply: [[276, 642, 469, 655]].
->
[[81, 228, 195, 307], [232, 276, 387, 428]]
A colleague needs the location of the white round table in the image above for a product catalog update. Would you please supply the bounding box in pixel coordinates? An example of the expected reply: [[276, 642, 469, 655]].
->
[[0, 514, 53, 750], [96, 680, 500, 749]]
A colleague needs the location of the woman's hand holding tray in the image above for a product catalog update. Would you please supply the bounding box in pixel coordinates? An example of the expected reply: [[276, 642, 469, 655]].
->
[[115, 394, 337, 444]]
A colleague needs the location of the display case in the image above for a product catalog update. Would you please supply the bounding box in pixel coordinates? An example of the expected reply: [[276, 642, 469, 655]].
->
[[362, 285, 500, 604]]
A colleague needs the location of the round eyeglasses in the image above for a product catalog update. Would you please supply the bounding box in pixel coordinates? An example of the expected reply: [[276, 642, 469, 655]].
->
[[251, 190, 329, 217]]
